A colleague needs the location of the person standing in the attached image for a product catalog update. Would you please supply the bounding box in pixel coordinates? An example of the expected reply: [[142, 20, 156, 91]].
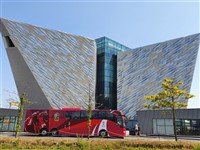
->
[[135, 123, 139, 136], [138, 125, 140, 136]]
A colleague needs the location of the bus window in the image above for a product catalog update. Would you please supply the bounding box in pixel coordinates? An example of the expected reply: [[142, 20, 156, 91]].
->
[[80, 111, 88, 119], [66, 112, 72, 118], [92, 111, 99, 119], [107, 113, 115, 121], [71, 112, 80, 119], [99, 112, 106, 119], [66, 112, 80, 119]]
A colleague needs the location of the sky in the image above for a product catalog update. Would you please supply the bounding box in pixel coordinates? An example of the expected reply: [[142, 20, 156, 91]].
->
[[0, 0, 199, 108]]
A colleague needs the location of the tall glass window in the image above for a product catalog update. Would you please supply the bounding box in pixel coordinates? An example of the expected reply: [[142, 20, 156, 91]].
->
[[95, 37, 130, 109]]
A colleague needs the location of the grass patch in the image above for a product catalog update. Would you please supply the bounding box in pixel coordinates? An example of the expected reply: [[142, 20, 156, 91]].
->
[[0, 138, 199, 150]]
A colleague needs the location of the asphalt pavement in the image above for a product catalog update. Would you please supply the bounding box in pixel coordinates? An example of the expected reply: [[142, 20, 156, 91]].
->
[[0, 132, 200, 142]]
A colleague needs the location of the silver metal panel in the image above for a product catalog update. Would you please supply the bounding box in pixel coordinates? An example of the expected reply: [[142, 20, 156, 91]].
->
[[118, 34, 199, 118], [6, 47, 51, 109], [192, 109, 199, 119], [0, 108, 18, 117], [0, 19, 10, 36], [0, 18, 96, 109]]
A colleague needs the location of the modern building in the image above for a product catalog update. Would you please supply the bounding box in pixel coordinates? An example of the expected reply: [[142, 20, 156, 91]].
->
[[137, 109, 200, 135], [117, 34, 199, 119], [0, 18, 96, 110], [1, 18, 200, 135], [95, 37, 130, 110]]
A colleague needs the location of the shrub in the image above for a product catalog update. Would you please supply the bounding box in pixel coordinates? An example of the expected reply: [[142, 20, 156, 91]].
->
[[0, 138, 198, 149]]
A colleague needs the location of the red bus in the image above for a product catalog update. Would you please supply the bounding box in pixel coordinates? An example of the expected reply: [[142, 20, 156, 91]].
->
[[24, 108, 127, 138]]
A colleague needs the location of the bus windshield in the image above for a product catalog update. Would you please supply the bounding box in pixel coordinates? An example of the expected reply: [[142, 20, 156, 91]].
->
[[116, 116, 123, 127], [115, 116, 127, 128], [122, 115, 128, 128]]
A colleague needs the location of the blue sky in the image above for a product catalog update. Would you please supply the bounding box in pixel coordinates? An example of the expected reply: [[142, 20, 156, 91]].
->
[[0, 1, 199, 108]]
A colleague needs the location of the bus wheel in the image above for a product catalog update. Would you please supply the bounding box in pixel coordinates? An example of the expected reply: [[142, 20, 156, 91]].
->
[[99, 130, 107, 138], [51, 129, 58, 136], [40, 128, 48, 136]]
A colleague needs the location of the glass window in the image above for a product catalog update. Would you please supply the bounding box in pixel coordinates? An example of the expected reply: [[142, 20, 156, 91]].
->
[[107, 112, 114, 121], [176, 119, 182, 126], [116, 116, 123, 127], [9, 122, 15, 131], [184, 120, 190, 126], [97, 48, 105, 54], [157, 119, 165, 126], [10, 117, 16, 122], [71, 112, 80, 118], [157, 126, 166, 134], [0, 117, 3, 123], [99, 112, 106, 119], [104, 76, 113, 82], [153, 119, 157, 134], [81, 111, 88, 119], [165, 119, 173, 126], [66, 111, 80, 119], [105, 70, 114, 78], [92, 111, 99, 119], [105, 57, 114, 64], [2, 117, 10, 131], [104, 87, 110, 94], [154, 119, 200, 135], [0, 122, 2, 130]]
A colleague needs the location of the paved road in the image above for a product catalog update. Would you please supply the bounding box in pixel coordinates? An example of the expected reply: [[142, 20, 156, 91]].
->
[[1, 132, 200, 142], [126, 135, 200, 142]]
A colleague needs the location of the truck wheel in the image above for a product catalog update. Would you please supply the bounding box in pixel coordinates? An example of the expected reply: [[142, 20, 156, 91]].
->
[[40, 129, 48, 136], [99, 130, 107, 138], [51, 129, 59, 136]]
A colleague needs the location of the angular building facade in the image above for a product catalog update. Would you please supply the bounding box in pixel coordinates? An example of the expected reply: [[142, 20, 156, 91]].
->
[[95, 37, 130, 110], [117, 34, 200, 119], [0, 18, 96, 109]]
